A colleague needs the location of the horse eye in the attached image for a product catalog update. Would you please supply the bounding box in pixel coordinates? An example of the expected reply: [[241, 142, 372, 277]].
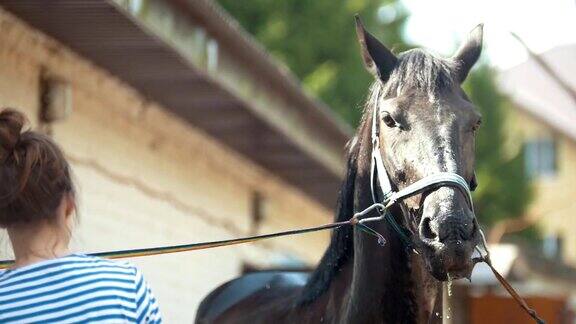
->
[[382, 113, 397, 128], [471, 119, 482, 132]]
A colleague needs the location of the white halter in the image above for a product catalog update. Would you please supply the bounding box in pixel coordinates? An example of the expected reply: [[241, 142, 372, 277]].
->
[[358, 86, 474, 245], [369, 86, 473, 209]]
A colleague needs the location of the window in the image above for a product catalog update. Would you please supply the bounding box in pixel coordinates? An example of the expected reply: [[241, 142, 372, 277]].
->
[[524, 138, 557, 178], [39, 74, 72, 135], [249, 191, 264, 235], [542, 233, 563, 261]]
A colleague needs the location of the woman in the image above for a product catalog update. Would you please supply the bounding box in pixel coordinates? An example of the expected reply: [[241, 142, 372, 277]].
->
[[0, 108, 162, 323]]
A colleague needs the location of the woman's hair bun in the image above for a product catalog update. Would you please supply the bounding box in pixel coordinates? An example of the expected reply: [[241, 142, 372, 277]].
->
[[0, 108, 26, 161], [0, 108, 75, 227]]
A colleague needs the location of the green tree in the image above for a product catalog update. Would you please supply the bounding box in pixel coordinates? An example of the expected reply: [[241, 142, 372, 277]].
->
[[219, 1, 532, 232], [217, 0, 408, 125], [464, 66, 533, 227]]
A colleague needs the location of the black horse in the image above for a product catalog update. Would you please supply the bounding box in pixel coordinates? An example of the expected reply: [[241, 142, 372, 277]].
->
[[196, 17, 484, 324]]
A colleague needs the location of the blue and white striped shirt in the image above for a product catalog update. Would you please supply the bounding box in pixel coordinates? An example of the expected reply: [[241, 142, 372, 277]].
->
[[0, 254, 162, 323]]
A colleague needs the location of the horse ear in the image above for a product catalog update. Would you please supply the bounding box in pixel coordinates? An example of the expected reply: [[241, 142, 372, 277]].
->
[[452, 24, 483, 82], [355, 15, 397, 81]]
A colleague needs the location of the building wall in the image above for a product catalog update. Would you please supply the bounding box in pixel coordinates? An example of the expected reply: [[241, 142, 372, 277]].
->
[[470, 294, 569, 324], [0, 8, 333, 322], [506, 108, 576, 266]]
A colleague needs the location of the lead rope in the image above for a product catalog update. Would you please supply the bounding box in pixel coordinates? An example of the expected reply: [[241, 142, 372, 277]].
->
[[475, 236, 545, 324], [0, 198, 544, 323], [0, 91, 543, 323], [0, 205, 544, 323], [0, 203, 387, 270]]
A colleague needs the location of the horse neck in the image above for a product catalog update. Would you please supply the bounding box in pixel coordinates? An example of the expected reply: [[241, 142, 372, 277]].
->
[[343, 204, 439, 323], [346, 197, 417, 323], [339, 138, 439, 322]]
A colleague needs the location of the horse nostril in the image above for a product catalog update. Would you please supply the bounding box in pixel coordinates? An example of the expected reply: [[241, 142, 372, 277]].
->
[[420, 217, 437, 241]]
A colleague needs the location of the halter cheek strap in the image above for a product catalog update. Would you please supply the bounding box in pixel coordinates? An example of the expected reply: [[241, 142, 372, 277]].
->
[[370, 90, 393, 203]]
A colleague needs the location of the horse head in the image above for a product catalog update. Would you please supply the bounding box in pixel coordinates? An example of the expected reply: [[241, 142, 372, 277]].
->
[[356, 17, 483, 281]]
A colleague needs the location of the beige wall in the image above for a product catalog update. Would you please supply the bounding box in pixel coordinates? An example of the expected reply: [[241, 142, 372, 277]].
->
[[506, 108, 576, 266], [0, 8, 332, 322]]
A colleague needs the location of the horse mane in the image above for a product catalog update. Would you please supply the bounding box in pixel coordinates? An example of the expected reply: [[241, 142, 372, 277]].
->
[[297, 83, 375, 306], [297, 49, 455, 306], [296, 136, 360, 306]]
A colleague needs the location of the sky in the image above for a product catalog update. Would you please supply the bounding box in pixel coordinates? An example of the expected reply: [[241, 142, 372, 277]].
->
[[397, 0, 576, 69]]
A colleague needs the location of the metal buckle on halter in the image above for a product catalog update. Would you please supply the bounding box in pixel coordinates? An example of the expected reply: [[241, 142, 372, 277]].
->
[[358, 171, 474, 250]]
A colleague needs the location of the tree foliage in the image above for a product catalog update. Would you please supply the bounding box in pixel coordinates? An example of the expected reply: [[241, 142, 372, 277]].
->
[[217, 0, 408, 125], [463, 66, 533, 226], [219, 1, 532, 229]]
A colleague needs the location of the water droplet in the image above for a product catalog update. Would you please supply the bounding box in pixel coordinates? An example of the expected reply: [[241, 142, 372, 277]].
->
[[443, 281, 453, 321]]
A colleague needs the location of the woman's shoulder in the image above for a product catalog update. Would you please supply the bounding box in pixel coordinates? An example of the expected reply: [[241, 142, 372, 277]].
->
[[67, 254, 142, 278], [73, 254, 137, 270], [0, 255, 156, 324]]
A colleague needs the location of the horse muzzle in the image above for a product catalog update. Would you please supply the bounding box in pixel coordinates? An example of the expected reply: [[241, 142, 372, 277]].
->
[[417, 187, 480, 281]]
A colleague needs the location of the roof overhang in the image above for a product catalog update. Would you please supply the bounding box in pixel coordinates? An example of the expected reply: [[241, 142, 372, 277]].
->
[[0, 0, 352, 208], [498, 45, 576, 143]]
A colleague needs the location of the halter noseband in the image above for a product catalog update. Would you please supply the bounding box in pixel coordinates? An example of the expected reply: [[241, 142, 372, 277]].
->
[[361, 86, 474, 246]]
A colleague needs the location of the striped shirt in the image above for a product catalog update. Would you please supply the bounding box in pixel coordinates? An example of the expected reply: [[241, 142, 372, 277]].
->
[[0, 254, 162, 323]]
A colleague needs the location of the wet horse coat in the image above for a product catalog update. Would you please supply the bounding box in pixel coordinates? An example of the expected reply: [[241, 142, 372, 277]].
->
[[196, 18, 484, 324]]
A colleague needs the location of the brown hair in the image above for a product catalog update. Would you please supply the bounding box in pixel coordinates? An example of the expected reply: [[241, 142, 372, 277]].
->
[[0, 108, 75, 227]]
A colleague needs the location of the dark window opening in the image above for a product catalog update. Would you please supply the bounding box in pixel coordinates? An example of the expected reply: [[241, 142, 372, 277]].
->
[[250, 191, 264, 235], [524, 138, 557, 178], [543, 233, 564, 261]]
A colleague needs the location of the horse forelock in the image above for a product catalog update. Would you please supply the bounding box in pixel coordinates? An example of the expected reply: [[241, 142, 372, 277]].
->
[[383, 49, 456, 100]]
